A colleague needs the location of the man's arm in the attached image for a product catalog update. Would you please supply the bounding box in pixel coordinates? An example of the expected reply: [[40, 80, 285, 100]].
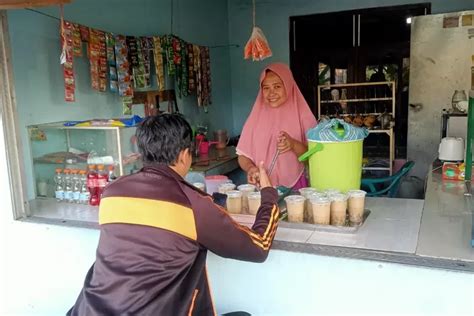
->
[[189, 187, 279, 263]]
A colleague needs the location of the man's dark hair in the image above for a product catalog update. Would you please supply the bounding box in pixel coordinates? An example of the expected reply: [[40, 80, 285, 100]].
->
[[136, 114, 193, 165]]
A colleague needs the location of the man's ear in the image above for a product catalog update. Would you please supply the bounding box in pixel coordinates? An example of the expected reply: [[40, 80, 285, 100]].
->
[[183, 148, 190, 157], [177, 148, 190, 164]]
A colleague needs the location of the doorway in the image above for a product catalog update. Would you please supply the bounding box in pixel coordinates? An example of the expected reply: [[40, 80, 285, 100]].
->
[[289, 3, 430, 159]]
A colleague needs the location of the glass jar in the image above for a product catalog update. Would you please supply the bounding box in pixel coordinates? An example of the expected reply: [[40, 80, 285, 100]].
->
[[452, 90, 467, 112]]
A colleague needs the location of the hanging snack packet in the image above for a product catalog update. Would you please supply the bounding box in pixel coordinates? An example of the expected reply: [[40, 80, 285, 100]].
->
[[80, 25, 90, 42], [152, 36, 165, 91], [61, 21, 75, 102], [88, 28, 101, 91], [244, 26, 272, 61], [106, 33, 118, 93], [97, 30, 107, 92]]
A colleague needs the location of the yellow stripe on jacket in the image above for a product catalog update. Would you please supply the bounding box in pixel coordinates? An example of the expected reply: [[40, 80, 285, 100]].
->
[[99, 197, 197, 241]]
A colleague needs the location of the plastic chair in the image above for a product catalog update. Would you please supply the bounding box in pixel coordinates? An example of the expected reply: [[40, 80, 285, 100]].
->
[[361, 161, 415, 197]]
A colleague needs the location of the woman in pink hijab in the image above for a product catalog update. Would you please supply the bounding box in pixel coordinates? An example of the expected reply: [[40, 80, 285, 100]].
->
[[237, 63, 317, 189]]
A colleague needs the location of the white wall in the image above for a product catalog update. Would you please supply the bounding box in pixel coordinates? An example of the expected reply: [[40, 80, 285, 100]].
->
[[0, 219, 473, 315], [409, 11, 474, 178]]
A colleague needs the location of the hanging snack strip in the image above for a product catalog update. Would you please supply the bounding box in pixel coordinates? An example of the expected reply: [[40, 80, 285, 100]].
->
[[98, 30, 107, 92], [106, 33, 118, 93], [163, 35, 176, 76], [181, 39, 190, 97], [132, 37, 151, 89], [79, 25, 90, 42], [199, 46, 212, 106], [187, 43, 196, 94], [152, 36, 165, 91], [193, 45, 202, 106], [61, 20, 75, 102], [88, 28, 101, 91], [114, 35, 133, 97], [178, 38, 189, 98], [72, 23, 82, 57], [141, 37, 153, 88]]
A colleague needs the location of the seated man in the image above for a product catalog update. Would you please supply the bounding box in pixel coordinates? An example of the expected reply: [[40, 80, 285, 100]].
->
[[67, 114, 279, 316]]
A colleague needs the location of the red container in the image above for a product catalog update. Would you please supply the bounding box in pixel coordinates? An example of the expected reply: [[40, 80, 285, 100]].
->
[[87, 164, 99, 206], [96, 164, 108, 205]]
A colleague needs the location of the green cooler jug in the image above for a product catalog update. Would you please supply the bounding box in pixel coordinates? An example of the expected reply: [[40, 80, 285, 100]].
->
[[299, 129, 363, 192]]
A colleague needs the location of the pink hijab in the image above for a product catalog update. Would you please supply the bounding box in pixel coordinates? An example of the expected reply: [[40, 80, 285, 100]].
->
[[237, 63, 317, 187]]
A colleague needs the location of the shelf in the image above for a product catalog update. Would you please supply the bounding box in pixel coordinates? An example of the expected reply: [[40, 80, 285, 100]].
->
[[324, 113, 392, 117], [33, 159, 87, 165], [363, 167, 391, 171], [33, 159, 139, 167], [28, 121, 136, 130], [318, 81, 395, 88], [368, 129, 392, 134], [320, 97, 392, 104]]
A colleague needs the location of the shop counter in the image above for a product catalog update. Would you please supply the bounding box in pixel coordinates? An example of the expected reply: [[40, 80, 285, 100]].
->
[[25, 167, 474, 273]]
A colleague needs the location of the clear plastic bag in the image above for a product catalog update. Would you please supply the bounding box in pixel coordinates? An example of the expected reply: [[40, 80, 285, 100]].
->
[[244, 26, 272, 61]]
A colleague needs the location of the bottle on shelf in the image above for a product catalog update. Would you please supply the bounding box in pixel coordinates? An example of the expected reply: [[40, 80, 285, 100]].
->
[[71, 169, 81, 204], [87, 164, 99, 206], [54, 168, 64, 202], [63, 169, 73, 203], [107, 165, 117, 183], [79, 170, 90, 205], [96, 164, 108, 205]]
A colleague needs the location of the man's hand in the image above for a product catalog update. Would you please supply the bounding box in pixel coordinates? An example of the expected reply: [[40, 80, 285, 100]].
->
[[277, 131, 294, 154], [258, 161, 272, 189], [247, 166, 260, 185]]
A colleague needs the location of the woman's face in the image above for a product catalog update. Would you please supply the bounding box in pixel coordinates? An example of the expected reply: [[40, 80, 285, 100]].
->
[[262, 71, 287, 108]]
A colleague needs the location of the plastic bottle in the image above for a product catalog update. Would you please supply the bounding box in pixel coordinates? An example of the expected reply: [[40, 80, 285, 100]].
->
[[71, 169, 81, 203], [87, 164, 99, 206], [54, 168, 64, 202], [79, 170, 90, 205], [96, 164, 108, 205], [107, 165, 117, 183], [63, 169, 73, 203]]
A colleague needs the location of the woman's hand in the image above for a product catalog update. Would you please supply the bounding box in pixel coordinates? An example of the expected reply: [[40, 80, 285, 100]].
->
[[277, 131, 295, 154], [247, 166, 260, 185]]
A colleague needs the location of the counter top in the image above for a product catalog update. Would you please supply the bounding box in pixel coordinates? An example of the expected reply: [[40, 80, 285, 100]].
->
[[416, 170, 474, 263], [26, 166, 474, 273], [234, 197, 424, 254], [190, 146, 238, 176]]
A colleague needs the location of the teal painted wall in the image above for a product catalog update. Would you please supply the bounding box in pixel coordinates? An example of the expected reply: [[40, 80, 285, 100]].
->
[[227, 0, 474, 134], [7, 0, 232, 200]]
